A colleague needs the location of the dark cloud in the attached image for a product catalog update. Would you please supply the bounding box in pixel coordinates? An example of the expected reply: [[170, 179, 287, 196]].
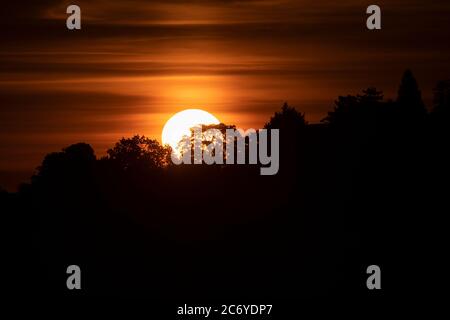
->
[[0, 90, 149, 114]]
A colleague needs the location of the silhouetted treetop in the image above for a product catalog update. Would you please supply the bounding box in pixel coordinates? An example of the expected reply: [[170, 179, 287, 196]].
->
[[358, 87, 383, 105], [105, 135, 171, 170], [172, 123, 239, 165], [34, 143, 95, 180], [397, 69, 427, 117], [63, 143, 96, 163], [322, 87, 383, 129], [264, 102, 306, 132]]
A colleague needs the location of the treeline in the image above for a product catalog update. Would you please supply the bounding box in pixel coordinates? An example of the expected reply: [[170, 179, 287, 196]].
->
[[2, 69, 449, 298]]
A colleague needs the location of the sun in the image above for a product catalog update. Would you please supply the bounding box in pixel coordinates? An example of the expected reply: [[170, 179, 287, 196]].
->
[[162, 109, 220, 151]]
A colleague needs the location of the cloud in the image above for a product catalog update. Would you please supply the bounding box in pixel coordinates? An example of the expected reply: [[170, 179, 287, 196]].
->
[[0, 90, 151, 117]]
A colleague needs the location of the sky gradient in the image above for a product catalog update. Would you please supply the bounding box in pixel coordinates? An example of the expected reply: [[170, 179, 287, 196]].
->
[[1, 0, 450, 190]]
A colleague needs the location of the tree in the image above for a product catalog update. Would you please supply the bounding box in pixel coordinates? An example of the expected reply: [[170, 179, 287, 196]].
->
[[264, 103, 307, 173], [106, 135, 171, 171], [358, 87, 383, 105], [264, 102, 307, 132], [175, 123, 237, 165], [397, 69, 427, 118], [322, 88, 385, 142], [33, 143, 96, 184], [322, 95, 359, 127], [322, 88, 383, 128], [64, 143, 96, 164]]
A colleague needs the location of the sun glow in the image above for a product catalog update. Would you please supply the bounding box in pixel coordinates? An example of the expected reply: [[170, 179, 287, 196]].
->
[[161, 109, 220, 151]]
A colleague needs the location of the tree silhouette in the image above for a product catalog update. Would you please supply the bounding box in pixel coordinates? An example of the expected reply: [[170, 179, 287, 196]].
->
[[321, 87, 384, 141], [264, 102, 307, 132], [32, 143, 96, 186], [358, 87, 383, 105], [200, 123, 236, 164], [105, 135, 171, 171], [175, 123, 238, 165], [264, 102, 306, 174], [323, 88, 383, 125], [397, 69, 427, 119]]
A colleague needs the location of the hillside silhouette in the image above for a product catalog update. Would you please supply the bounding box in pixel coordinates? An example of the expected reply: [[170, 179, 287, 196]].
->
[[3, 70, 449, 298]]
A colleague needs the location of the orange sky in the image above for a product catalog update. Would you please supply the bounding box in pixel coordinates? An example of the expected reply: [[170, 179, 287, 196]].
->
[[1, 0, 450, 190]]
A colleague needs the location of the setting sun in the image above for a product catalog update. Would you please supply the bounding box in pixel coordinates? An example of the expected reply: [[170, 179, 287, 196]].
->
[[161, 109, 220, 151]]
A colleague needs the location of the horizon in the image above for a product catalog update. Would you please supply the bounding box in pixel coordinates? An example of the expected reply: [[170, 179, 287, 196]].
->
[[0, 70, 443, 192]]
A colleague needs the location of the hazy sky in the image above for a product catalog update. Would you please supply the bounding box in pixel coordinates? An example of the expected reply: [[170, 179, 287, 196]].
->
[[1, 0, 450, 190]]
